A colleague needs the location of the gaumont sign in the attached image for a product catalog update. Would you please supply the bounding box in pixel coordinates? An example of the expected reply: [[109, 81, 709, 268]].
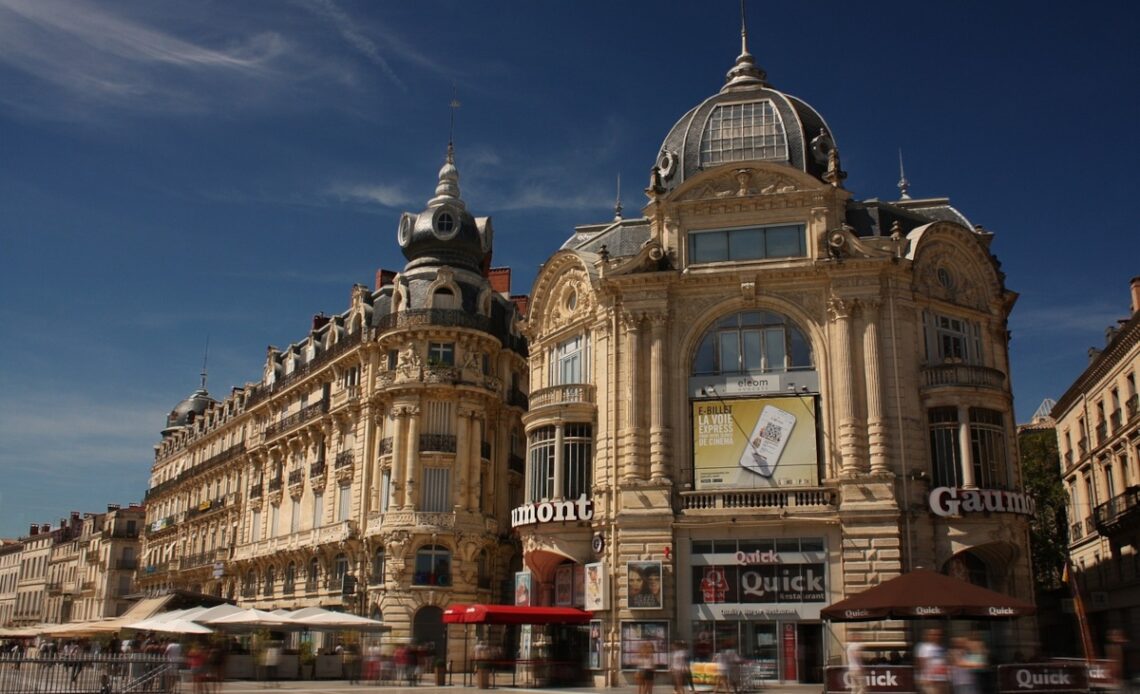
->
[[824, 666, 915, 693], [511, 494, 594, 528], [997, 664, 1088, 693], [929, 486, 1035, 518]]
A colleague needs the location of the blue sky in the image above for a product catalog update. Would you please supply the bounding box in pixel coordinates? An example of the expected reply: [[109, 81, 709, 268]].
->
[[1, 0, 1138, 538]]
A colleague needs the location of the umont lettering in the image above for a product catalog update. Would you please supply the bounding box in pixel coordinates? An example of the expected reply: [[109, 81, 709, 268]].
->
[[929, 487, 1036, 518], [736, 549, 779, 565], [1015, 669, 1072, 689], [511, 494, 594, 528]]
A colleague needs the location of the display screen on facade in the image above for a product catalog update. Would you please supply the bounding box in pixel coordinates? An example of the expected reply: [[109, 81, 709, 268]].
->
[[692, 395, 818, 489]]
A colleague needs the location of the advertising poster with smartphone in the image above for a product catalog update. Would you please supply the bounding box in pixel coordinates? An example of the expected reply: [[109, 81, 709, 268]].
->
[[691, 395, 818, 489]]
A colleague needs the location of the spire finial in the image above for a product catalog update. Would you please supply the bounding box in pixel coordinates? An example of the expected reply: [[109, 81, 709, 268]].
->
[[614, 173, 623, 221], [199, 336, 210, 391], [447, 84, 460, 164], [723, 0, 767, 90], [897, 148, 911, 200], [430, 88, 464, 207], [740, 0, 749, 56]]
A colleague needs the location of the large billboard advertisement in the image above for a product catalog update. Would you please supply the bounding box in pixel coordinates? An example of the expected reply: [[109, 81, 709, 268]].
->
[[692, 395, 818, 490]]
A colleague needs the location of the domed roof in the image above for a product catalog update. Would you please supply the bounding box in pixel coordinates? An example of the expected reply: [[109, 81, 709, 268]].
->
[[653, 34, 837, 194], [396, 144, 487, 274], [162, 387, 214, 436]]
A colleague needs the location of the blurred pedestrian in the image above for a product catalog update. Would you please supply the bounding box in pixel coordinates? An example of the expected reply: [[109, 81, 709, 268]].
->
[[638, 639, 657, 694], [917, 628, 948, 694], [670, 641, 693, 694], [847, 631, 866, 694]]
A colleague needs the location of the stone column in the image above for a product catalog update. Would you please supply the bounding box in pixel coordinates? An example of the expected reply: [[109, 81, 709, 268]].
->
[[468, 415, 482, 512], [553, 423, 566, 499], [454, 408, 470, 511], [829, 297, 859, 475], [390, 407, 407, 509], [649, 312, 669, 481], [957, 404, 976, 488], [404, 405, 420, 510], [622, 312, 642, 482], [862, 301, 888, 474]]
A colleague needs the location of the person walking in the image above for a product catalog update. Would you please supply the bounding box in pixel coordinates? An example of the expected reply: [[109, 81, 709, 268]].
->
[[670, 641, 693, 694], [638, 639, 657, 694], [846, 631, 866, 694], [916, 628, 948, 694]]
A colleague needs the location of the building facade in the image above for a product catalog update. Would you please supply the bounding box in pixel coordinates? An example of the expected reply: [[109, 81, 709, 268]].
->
[[516, 37, 1035, 685], [1054, 278, 1140, 658], [0, 540, 23, 628], [139, 146, 527, 661]]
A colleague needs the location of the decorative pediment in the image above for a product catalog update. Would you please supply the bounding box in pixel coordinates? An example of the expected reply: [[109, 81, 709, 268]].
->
[[675, 167, 804, 202]]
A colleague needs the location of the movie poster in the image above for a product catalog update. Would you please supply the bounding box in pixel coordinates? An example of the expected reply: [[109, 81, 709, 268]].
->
[[627, 561, 663, 610], [515, 571, 532, 606], [585, 562, 607, 611], [555, 564, 573, 606]]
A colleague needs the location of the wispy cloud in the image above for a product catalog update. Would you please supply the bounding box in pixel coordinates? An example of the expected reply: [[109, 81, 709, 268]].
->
[[0, 0, 291, 118], [325, 182, 414, 208]]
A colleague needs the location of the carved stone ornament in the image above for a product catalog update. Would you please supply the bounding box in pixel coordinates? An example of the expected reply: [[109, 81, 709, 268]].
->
[[914, 241, 987, 310], [678, 167, 800, 201]]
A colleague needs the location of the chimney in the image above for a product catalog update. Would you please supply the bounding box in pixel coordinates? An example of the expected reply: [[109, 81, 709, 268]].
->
[[1131, 276, 1140, 315], [1089, 346, 1103, 364], [375, 269, 397, 290], [29, 524, 38, 536], [312, 313, 330, 332], [511, 295, 530, 318], [108, 504, 121, 512], [488, 268, 512, 296]]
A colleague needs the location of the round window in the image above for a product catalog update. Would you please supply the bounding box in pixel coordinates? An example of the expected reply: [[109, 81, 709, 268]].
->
[[566, 291, 577, 310], [433, 208, 458, 239]]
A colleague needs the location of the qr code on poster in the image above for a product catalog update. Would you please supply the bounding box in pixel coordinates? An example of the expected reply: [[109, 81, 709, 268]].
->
[[760, 422, 783, 441]]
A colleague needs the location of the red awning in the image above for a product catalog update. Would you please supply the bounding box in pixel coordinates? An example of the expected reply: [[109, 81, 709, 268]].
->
[[442, 603, 470, 624], [459, 605, 593, 625]]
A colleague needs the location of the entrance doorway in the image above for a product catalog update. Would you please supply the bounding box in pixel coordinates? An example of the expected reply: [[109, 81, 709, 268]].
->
[[797, 623, 823, 683], [413, 605, 446, 659]]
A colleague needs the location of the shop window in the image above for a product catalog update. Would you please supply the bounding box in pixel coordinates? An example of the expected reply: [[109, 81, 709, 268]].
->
[[413, 545, 451, 586], [691, 311, 812, 375]]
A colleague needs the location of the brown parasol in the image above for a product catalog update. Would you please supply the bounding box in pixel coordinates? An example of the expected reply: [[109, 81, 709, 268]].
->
[[820, 569, 1036, 621]]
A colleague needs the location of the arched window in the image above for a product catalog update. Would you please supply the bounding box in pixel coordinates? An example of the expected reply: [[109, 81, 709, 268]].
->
[[432, 288, 458, 310], [413, 545, 451, 586], [332, 553, 349, 590], [700, 100, 788, 166], [243, 570, 258, 598], [264, 566, 276, 596], [477, 550, 491, 590], [691, 311, 812, 375], [306, 557, 320, 592], [283, 562, 296, 594]]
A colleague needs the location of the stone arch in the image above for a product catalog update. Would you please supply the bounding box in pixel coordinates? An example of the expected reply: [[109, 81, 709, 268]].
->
[[411, 605, 446, 658]]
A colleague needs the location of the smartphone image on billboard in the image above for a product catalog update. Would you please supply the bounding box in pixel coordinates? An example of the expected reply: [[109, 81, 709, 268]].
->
[[739, 405, 796, 477]]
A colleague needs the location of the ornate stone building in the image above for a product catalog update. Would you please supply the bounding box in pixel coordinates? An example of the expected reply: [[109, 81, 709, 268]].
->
[[516, 32, 1034, 685], [1054, 277, 1140, 658], [140, 144, 527, 658]]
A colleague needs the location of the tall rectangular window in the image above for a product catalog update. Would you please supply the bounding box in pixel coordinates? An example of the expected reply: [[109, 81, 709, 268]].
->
[[312, 492, 324, 529], [563, 424, 593, 499], [337, 484, 351, 522], [554, 335, 586, 385], [290, 498, 300, 534], [969, 408, 1006, 488], [269, 504, 279, 537], [529, 426, 556, 502], [928, 407, 962, 488], [422, 468, 451, 513], [250, 509, 261, 543], [380, 469, 392, 513]]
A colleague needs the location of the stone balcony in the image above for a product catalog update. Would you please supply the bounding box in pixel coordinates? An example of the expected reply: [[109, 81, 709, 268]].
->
[[920, 363, 1006, 391], [680, 487, 838, 513], [365, 510, 498, 536], [524, 383, 596, 423], [232, 520, 358, 561]]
